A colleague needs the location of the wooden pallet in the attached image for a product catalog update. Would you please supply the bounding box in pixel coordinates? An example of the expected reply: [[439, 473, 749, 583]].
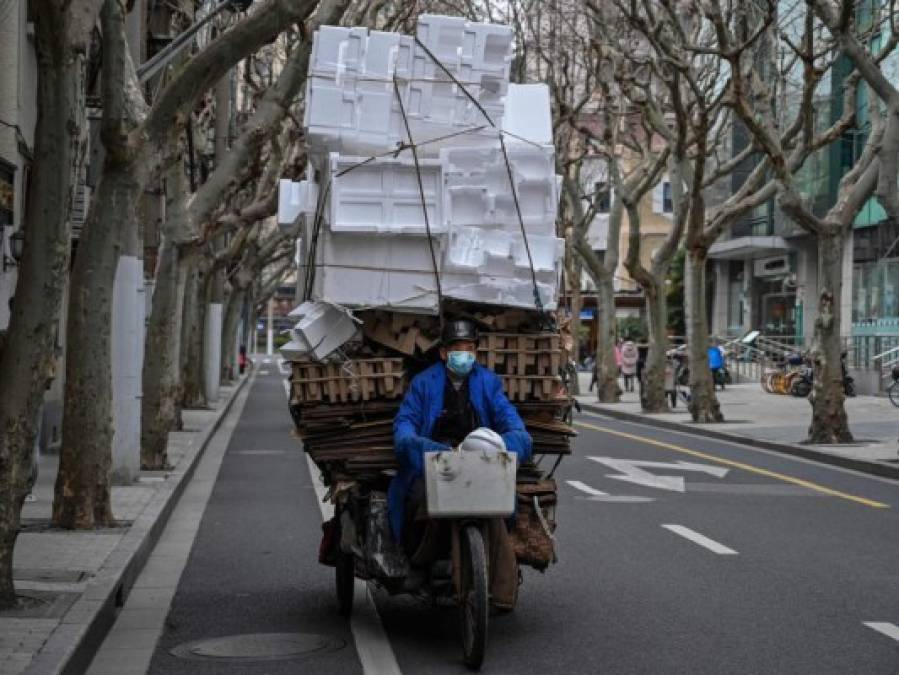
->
[[500, 375, 563, 402], [477, 333, 562, 378], [291, 358, 406, 403]]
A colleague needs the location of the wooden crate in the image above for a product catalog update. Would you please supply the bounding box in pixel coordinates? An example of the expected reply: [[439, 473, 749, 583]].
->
[[477, 332, 562, 382], [500, 374, 562, 402], [291, 358, 406, 404]]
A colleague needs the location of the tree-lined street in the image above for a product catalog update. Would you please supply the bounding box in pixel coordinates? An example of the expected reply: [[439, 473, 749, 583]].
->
[[80, 363, 899, 674], [5, 1, 899, 672]]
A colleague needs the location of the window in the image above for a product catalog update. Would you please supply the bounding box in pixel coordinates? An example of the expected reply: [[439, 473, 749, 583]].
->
[[662, 181, 674, 213], [593, 182, 610, 214]]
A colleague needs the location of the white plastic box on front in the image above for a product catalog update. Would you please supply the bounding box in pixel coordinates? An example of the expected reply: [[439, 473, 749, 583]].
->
[[424, 450, 517, 517]]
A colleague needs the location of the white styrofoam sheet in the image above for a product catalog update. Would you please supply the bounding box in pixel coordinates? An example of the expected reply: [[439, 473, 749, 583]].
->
[[319, 230, 444, 272], [314, 265, 441, 313], [294, 301, 360, 360], [502, 84, 553, 146], [329, 153, 444, 234]]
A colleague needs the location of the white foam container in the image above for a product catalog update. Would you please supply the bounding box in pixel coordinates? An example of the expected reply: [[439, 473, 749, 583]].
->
[[279, 338, 310, 362], [424, 449, 517, 518], [293, 301, 359, 360], [314, 266, 441, 313], [329, 153, 444, 234]]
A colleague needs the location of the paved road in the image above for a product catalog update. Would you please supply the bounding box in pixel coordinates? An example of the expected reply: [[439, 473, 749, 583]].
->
[[137, 365, 899, 673]]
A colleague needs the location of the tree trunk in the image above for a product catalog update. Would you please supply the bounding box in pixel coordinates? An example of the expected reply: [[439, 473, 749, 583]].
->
[[221, 287, 245, 382], [684, 246, 723, 422], [567, 256, 582, 396], [141, 240, 187, 468], [179, 256, 208, 409], [54, 165, 137, 529], [141, 160, 191, 469], [595, 273, 621, 402], [0, 0, 101, 607], [807, 230, 852, 443], [641, 282, 670, 413]]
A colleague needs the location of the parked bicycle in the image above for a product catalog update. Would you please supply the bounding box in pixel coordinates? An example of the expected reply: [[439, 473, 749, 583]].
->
[[888, 365, 899, 407]]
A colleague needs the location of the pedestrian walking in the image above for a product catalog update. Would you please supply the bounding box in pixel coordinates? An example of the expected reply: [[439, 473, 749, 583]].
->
[[588, 355, 598, 392], [708, 338, 726, 391], [620, 340, 638, 392]]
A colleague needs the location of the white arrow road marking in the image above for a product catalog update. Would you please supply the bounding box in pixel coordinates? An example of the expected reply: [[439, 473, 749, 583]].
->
[[864, 622, 899, 643], [566, 480, 655, 503], [587, 456, 730, 492], [662, 524, 738, 555], [566, 480, 608, 497]]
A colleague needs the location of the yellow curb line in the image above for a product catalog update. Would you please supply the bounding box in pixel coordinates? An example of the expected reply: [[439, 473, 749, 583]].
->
[[574, 420, 890, 510]]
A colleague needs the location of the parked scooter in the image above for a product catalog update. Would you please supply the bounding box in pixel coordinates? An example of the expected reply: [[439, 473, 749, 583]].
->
[[790, 351, 855, 398]]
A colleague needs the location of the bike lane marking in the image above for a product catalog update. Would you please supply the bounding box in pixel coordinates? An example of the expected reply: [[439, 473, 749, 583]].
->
[[661, 524, 738, 555], [574, 420, 889, 509], [863, 622, 899, 644], [284, 378, 403, 675]]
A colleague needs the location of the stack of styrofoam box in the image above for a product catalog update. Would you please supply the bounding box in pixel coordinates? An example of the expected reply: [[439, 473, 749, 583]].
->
[[304, 15, 513, 156], [287, 15, 564, 315]]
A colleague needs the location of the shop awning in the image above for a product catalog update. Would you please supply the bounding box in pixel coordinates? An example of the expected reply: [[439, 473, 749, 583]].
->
[[708, 236, 791, 260]]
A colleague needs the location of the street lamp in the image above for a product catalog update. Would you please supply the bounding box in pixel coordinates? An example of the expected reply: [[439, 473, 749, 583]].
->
[[3, 228, 24, 272]]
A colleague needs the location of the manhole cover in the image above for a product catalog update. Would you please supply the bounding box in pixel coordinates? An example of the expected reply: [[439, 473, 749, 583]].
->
[[171, 633, 345, 662]]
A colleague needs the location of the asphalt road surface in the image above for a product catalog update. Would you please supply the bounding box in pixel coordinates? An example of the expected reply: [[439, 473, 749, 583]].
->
[[143, 365, 899, 674]]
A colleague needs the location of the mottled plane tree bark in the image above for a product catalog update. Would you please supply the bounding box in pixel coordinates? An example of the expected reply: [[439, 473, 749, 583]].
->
[[715, 0, 897, 442], [0, 0, 104, 609]]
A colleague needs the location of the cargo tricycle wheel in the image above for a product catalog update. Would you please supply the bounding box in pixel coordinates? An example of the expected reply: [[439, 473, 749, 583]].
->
[[336, 550, 354, 617], [459, 524, 488, 670]]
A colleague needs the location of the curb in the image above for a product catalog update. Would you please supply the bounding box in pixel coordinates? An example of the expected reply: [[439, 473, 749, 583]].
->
[[26, 373, 253, 675], [579, 403, 899, 482]]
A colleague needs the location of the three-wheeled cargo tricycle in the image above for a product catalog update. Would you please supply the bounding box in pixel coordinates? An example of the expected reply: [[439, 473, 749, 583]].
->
[[321, 443, 558, 670]]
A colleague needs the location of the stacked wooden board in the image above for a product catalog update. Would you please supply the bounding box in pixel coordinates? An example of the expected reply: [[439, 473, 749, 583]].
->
[[288, 308, 575, 485]]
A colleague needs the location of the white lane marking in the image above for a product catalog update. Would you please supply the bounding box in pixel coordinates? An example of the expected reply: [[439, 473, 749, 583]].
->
[[577, 410, 899, 489], [566, 480, 608, 496], [259, 369, 271, 375], [588, 456, 729, 492], [263, 357, 271, 364], [286, 381, 402, 675], [565, 480, 656, 503], [864, 622, 899, 643], [661, 524, 738, 555]]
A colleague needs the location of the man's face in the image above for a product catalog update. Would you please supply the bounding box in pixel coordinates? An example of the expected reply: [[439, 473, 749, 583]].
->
[[440, 339, 477, 361]]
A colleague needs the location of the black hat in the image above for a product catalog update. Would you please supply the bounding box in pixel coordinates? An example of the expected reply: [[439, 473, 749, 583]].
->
[[441, 319, 478, 346]]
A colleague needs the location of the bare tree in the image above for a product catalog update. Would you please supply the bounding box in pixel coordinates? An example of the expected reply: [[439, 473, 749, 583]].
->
[[0, 0, 104, 609], [715, 0, 896, 441], [140, 0, 349, 469], [54, 0, 321, 519]]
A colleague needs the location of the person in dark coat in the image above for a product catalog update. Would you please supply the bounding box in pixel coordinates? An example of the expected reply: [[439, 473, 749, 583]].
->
[[389, 319, 532, 543], [389, 320, 532, 607]]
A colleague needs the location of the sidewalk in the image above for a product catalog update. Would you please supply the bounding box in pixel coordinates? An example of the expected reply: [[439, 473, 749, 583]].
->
[[0, 375, 249, 675], [575, 373, 899, 479]]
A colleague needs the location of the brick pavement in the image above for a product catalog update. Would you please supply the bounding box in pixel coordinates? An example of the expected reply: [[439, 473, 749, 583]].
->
[[0, 379, 247, 675], [575, 374, 899, 472]]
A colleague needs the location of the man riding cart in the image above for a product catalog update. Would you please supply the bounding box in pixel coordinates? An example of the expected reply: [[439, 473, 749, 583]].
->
[[390, 319, 531, 610]]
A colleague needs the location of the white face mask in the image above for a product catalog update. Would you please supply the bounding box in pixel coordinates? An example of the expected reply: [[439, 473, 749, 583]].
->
[[447, 350, 476, 377]]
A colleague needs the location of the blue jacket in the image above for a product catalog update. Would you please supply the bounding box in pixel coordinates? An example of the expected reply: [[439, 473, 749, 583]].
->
[[389, 362, 532, 540], [708, 346, 725, 369]]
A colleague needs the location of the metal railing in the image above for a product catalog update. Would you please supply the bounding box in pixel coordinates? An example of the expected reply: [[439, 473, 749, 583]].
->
[[845, 335, 899, 370]]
